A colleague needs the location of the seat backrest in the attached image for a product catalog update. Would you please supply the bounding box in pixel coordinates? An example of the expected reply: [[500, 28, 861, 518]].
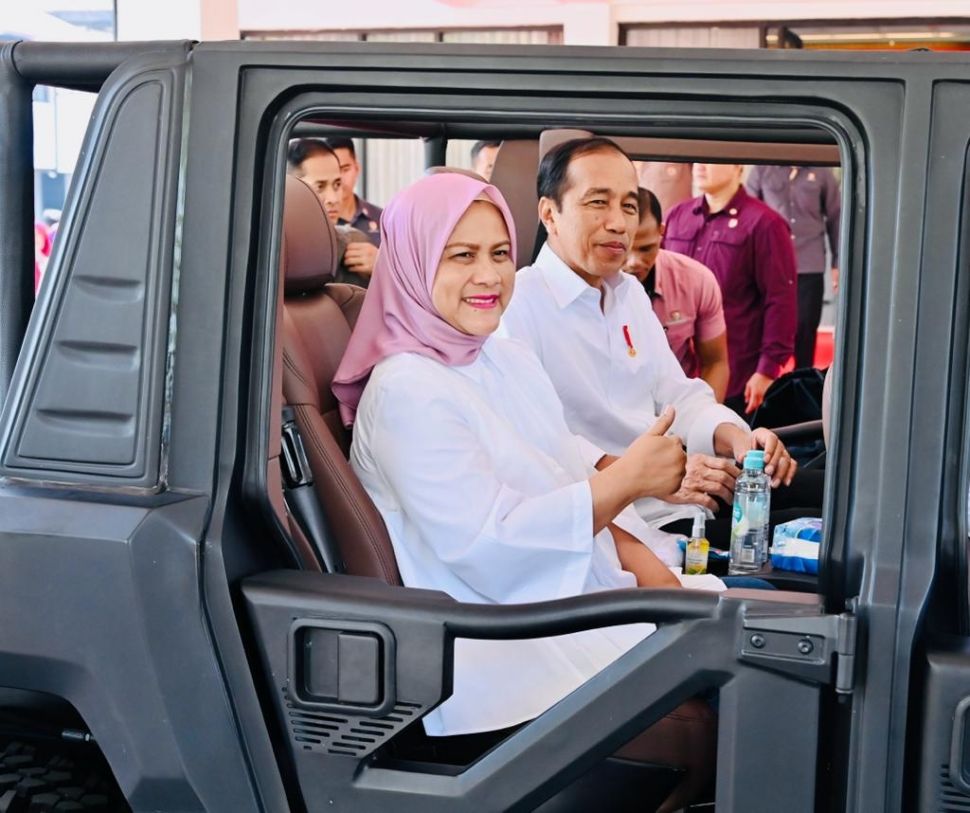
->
[[280, 176, 401, 584], [488, 140, 540, 269], [536, 128, 594, 160]]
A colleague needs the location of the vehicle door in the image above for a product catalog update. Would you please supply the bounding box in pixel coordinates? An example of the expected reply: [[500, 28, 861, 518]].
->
[[182, 42, 941, 813]]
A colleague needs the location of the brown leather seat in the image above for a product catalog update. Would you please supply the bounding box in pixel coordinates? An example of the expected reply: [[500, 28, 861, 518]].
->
[[488, 139, 540, 269], [280, 175, 400, 584], [278, 173, 713, 811]]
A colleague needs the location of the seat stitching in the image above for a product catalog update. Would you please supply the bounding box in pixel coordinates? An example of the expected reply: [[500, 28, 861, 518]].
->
[[296, 405, 398, 582], [282, 348, 313, 391]]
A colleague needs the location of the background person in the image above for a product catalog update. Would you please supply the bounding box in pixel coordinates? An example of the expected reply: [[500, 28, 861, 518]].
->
[[625, 187, 729, 402], [470, 140, 501, 181], [747, 164, 841, 369], [663, 163, 798, 416], [286, 139, 344, 223], [34, 222, 51, 292], [634, 161, 693, 214], [287, 139, 374, 287], [325, 136, 382, 278]]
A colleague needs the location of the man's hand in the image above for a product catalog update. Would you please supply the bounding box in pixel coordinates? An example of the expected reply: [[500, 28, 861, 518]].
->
[[731, 427, 797, 488], [343, 241, 379, 277], [622, 406, 686, 500], [831, 266, 840, 292], [663, 453, 740, 511], [743, 372, 774, 414]]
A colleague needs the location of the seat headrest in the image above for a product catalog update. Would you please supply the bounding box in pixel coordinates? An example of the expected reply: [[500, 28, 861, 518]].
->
[[537, 128, 595, 160], [283, 175, 340, 295]]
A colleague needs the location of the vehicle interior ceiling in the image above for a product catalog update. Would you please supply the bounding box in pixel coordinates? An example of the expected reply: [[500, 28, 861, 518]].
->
[[260, 115, 843, 596]]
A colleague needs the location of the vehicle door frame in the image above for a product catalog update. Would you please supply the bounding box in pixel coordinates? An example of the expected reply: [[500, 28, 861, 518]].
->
[[178, 41, 969, 813]]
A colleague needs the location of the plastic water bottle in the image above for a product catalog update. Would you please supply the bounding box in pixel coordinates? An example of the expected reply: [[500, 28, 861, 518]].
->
[[729, 450, 771, 575]]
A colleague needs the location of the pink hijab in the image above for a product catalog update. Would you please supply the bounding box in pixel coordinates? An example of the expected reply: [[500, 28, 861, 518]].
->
[[332, 172, 517, 426]]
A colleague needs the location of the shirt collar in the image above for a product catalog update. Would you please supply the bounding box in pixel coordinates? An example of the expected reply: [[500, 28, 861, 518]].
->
[[534, 243, 600, 310], [350, 195, 366, 222], [691, 184, 750, 218]]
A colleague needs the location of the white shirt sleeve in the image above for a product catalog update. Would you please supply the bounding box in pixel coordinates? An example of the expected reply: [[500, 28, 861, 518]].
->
[[636, 288, 748, 455], [367, 382, 597, 605], [612, 503, 685, 568], [575, 434, 607, 470]]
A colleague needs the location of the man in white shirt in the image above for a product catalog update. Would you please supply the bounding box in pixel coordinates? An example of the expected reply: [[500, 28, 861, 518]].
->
[[502, 137, 800, 540]]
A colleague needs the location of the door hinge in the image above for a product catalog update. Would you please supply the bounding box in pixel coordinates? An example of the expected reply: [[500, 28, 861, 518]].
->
[[833, 606, 857, 695], [740, 603, 857, 694]]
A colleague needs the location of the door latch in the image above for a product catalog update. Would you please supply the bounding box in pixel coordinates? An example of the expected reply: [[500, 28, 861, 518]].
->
[[740, 607, 857, 693]]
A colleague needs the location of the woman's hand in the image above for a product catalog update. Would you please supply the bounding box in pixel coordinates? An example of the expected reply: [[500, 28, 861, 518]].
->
[[611, 524, 681, 589], [588, 407, 686, 533], [620, 407, 687, 500]]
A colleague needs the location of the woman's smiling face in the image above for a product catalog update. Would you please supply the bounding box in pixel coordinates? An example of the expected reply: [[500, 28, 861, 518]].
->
[[431, 200, 515, 337]]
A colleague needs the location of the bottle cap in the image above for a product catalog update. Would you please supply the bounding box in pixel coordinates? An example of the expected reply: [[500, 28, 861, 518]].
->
[[691, 514, 705, 539], [743, 450, 766, 471]]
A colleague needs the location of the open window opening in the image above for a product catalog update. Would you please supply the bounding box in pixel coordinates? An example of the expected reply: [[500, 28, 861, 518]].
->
[[237, 95, 852, 813], [256, 111, 846, 585]]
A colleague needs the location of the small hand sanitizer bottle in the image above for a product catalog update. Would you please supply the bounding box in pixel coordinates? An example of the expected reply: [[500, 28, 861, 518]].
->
[[684, 514, 710, 575]]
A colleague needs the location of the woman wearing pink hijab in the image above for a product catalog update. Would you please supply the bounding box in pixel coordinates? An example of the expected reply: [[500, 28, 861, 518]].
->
[[333, 172, 717, 755]]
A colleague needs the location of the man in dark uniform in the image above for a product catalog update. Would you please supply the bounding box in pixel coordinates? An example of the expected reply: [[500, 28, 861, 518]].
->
[[323, 137, 383, 243], [287, 138, 373, 288], [324, 137, 383, 284]]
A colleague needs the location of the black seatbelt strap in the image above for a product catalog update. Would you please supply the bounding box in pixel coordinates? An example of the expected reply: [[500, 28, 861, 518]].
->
[[280, 406, 344, 574]]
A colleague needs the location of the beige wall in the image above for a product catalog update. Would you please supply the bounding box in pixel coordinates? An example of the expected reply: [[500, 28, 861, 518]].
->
[[238, 0, 970, 45], [116, 0, 239, 40], [118, 0, 970, 45]]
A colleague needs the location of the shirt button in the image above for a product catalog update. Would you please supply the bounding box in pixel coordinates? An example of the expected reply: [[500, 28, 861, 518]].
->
[[790, 217, 796, 223]]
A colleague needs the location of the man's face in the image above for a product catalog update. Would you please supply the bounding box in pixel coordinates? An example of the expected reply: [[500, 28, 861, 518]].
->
[[333, 147, 360, 207], [692, 163, 742, 197], [624, 213, 664, 283], [472, 145, 500, 181], [540, 149, 640, 285], [297, 152, 342, 223]]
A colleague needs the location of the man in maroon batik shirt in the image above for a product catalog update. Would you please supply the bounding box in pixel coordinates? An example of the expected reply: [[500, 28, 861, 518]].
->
[[663, 163, 798, 416]]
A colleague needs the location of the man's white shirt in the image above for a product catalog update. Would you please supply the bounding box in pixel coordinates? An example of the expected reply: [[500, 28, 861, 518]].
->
[[501, 243, 749, 528]]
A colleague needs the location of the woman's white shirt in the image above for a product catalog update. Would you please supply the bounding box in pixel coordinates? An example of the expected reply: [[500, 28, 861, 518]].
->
[[350, 337, 653, 736]]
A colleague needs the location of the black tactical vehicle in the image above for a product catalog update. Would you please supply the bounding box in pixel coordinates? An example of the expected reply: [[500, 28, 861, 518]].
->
[[0, 38, 969, 813]]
